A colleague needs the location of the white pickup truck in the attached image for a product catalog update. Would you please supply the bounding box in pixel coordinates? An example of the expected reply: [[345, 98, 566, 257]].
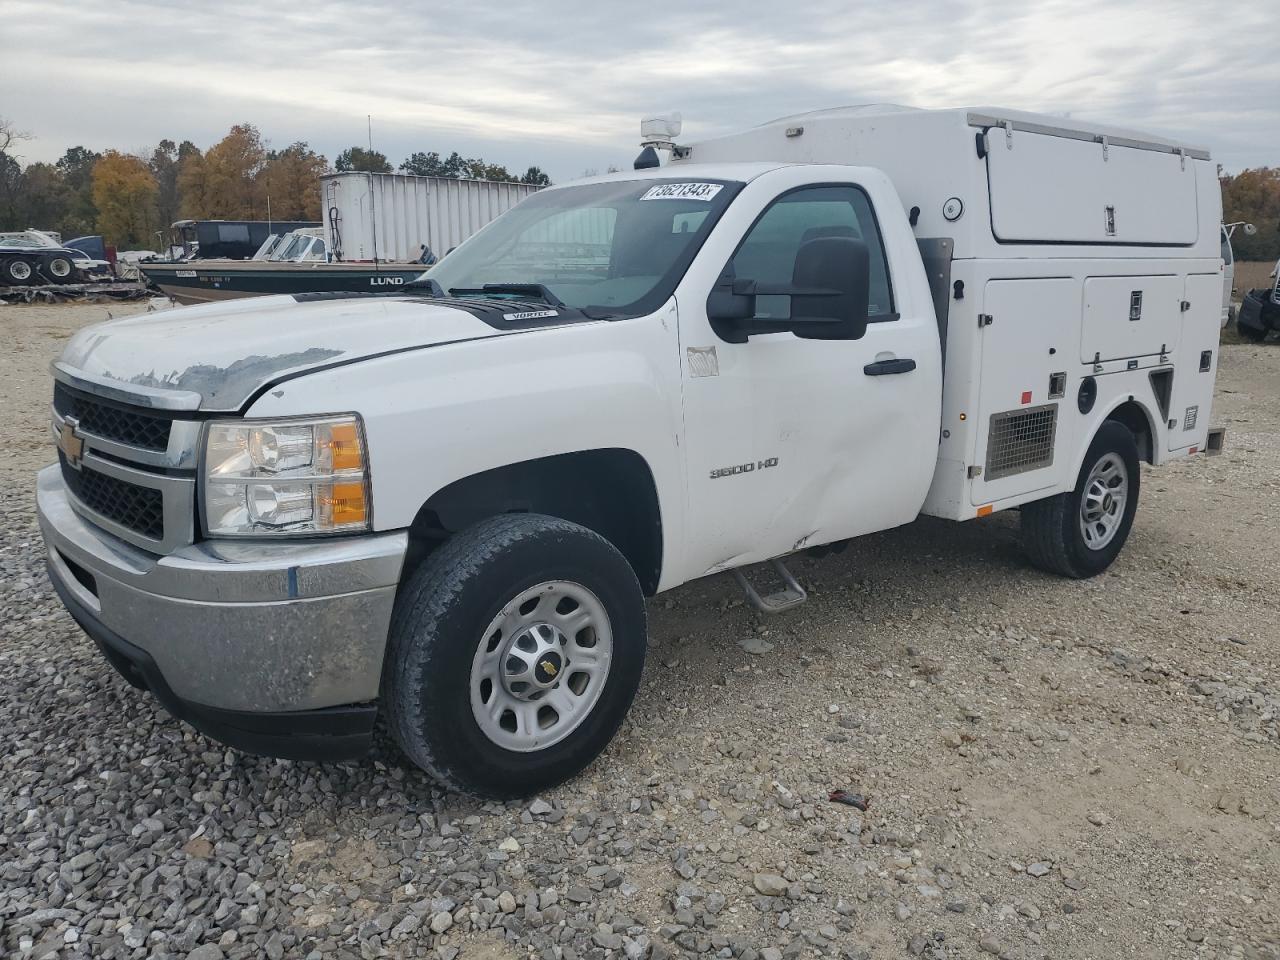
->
[[38, 105, 1225, 796]]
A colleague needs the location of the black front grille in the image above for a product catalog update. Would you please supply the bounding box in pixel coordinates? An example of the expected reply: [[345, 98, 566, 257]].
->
[[59, 454, 164, 541], [54, 383, 172, 452]]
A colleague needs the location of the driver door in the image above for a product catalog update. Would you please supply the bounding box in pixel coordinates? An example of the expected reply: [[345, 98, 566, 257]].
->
[[676, 181, 940, 578]]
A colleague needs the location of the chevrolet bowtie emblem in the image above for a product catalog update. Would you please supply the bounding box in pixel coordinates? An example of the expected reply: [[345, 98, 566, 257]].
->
[[59, 418, 84, 469], [539, 659, 559, 678]]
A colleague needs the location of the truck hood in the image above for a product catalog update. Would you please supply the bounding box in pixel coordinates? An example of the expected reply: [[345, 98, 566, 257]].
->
[[57, 295, 506, 412]]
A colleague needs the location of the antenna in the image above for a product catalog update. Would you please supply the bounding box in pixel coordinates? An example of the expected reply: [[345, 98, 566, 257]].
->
[[368, 114, 379, 270]]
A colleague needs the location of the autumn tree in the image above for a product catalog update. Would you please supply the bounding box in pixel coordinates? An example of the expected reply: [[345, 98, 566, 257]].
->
[[200, 124, 267, 218], [176, 144, 210, 218], [259, 142, 328, 220], [335, 147, 392, 173], [0, 118, 556, 235], [1221, 168, 1280, 261], [92, 151, 160, 246]]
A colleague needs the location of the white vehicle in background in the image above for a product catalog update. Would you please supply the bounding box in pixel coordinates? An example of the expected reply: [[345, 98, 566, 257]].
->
[[1221, 222, 1256, 327], [38, 105, 1226, 796]]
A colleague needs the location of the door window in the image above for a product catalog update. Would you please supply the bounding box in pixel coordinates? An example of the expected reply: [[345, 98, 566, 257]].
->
[[730, 185, 895, 322]]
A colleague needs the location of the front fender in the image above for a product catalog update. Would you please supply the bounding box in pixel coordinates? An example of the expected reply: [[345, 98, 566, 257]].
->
[[244, 304, 687, 584]]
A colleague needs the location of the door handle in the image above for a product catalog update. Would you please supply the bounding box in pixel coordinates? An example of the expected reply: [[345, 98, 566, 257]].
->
[[863, 358, 917, 376]]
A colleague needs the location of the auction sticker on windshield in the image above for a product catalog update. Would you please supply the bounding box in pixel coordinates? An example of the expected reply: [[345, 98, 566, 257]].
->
[[640, 182, 724, 201]]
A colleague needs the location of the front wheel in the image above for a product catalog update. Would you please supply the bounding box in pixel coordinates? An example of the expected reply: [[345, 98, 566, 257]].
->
[[384, 513, 647, 797], [1021, 421, 1141, 578]]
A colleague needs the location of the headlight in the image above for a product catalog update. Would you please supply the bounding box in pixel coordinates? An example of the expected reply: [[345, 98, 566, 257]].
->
[[202, 415, 370, 536]]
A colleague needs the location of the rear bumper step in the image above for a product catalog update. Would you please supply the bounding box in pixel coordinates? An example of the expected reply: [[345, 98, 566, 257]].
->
[[1206, 426, 1226, 456]]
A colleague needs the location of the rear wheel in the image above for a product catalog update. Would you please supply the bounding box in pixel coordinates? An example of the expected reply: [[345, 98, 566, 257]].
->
[[1021, 421, 1141, 578], [3, 257, 34, 284], [43, 254, 74, 281], [384, 513, 647, 797]]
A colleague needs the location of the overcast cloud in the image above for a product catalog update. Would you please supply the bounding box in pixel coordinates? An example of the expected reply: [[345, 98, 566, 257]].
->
[[3, 0, 1277, 180]]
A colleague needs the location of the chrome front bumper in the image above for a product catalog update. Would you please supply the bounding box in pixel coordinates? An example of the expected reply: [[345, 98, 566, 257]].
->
[[37, 464, 407, 718]]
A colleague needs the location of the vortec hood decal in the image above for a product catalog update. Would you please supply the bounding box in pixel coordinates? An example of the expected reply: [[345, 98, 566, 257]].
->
[[502, 309, 558, 321]]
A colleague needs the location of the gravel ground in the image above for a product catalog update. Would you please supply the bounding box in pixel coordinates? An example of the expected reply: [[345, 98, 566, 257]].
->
[[2, 302, 1278, 960]]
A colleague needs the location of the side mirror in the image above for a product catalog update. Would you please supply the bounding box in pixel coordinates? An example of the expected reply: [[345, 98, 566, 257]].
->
[[1243, 222, 1257, 236], [706, 236, 872, 342], [789, 236, 870, 341]]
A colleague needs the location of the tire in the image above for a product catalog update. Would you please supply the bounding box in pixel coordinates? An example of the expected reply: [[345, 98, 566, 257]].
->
[[1237, 290, 1272, 342], [384, 513, 647, 797], [1021, 421, 1141, 578], [3, 257, 35, 284], [43, 254, 74, 282]]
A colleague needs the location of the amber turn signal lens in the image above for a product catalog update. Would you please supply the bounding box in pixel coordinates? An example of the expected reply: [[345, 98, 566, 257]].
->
[[328, 422, 364, 472], [321, 481, 367, 527]]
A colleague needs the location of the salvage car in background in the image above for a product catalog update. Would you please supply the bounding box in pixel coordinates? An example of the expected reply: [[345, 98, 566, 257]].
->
[[1238, 259, 1280, 342], [0, 231, 82, 286]]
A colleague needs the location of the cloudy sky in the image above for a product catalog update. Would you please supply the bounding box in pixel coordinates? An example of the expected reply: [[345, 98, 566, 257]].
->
[[3, 0, 1277, 180]]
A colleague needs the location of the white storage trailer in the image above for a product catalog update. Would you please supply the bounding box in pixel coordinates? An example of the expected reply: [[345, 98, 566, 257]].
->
[[322, 172, 540, 262]]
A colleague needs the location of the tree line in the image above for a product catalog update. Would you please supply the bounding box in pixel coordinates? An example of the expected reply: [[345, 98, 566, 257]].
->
[[1221, 168, 1280, 262], [0, 118, 552, 249]]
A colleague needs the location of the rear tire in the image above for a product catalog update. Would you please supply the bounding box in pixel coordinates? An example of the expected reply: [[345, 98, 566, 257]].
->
[[3, 257, 35, 284], [384, 513, 647, 797], [43, 254, 74, 282], [1021, 421, 1141, 578]]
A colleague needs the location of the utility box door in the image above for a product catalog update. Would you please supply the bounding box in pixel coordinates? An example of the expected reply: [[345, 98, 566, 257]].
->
[[971, 279, 1079, 506], [986, 132, 1199, 245], [1166, 273, 1221, 452], [1080, 275, 1183, 363]]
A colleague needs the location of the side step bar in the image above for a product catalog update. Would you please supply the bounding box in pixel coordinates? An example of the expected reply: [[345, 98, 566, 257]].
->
[[732, 558, 808, 614], [1205, 426, 1226, 456]]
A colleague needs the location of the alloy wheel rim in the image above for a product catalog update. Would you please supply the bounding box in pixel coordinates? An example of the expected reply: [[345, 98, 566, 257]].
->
[[469, 580, 613, 752], [1079, 452, 1129, 550]]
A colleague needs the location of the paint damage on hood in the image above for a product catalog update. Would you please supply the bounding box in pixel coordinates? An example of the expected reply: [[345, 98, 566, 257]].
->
[[56, 295, 504, 412]]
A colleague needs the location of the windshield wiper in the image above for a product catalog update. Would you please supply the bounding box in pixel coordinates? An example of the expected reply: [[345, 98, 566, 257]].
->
[[402, 275, 445, 296], [448, 283, 566, 308]]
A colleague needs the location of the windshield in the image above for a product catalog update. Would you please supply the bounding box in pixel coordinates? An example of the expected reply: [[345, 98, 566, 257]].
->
[[272, 234, 312, 261], [427, 178, 742, 316]]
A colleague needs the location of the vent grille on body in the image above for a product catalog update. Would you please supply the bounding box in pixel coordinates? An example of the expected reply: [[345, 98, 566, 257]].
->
[[985, 404, 1058, 480]]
